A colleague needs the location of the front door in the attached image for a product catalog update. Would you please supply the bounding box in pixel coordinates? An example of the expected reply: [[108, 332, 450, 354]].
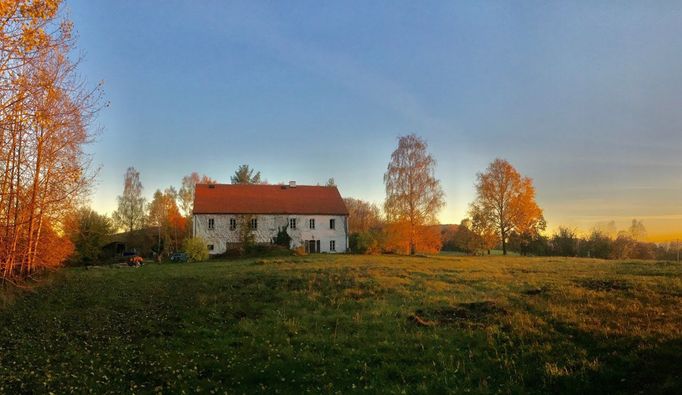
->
[[306, 240, 321, 253]]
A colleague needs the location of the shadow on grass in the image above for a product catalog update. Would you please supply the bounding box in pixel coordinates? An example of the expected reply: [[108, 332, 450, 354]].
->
[[522, 303, 681, 394]]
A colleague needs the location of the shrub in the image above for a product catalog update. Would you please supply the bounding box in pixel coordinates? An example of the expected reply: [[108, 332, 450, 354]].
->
[[452, 226, 486, 255], [238, 215, 256, 252], [63, 207, 112, 266], [183, 237, 209, 262], [350, 230, 385, 254], [222, 247, 245, 258], [550, 227, 579, 257], [632, 241, 656, 260], [274, 226, 292, 248], [585, 231, 612, 259], [253, 244, 271, 254], [214, 244, 294, 259], [611, 234, 636, 260], [511, 233, 549, 256], [259, 245, 294, 257], [383, 223, 441, 255]]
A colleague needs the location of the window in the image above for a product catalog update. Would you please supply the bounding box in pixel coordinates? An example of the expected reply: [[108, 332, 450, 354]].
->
[[329, 240, 336, 252], [289, 218, 296, 229], [229, 218, 237, 231], [330, 219, 336, 230], [208, 218, 215, 230], [250, 218, 258, 230], [207, 244, 214, 251], [309, 219, 315, 229]]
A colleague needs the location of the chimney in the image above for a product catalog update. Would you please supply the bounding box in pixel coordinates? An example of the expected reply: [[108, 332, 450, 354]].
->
[[289, 181, 296, 188]]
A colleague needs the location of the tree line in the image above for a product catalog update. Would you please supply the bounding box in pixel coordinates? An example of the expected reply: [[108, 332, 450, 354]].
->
[[0, 2, 676, 280], [345, 134, 544, 256], [0, 1, 103, 282], [62, 163, 275, 266], [344, 134, 679, 261], [44, 133, 682, 270]]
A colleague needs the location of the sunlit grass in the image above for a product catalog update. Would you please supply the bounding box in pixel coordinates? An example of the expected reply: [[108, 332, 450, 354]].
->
[[1, 255, 680, 393]]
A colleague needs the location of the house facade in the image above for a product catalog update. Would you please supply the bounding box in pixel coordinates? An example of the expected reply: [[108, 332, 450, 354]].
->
[[192, 182, 349, 254]]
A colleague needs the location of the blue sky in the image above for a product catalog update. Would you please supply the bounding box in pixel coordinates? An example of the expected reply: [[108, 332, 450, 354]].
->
[[68, 0, 682, 239]]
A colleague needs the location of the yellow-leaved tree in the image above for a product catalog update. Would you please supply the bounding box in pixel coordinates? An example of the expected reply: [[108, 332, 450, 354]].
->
[[1, 0, 103, 279], [384, 134, 445, 255], [469, 159, 545, 255]]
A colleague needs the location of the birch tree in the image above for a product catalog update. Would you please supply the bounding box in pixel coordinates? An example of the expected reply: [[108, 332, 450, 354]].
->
[[384, 134, 445, 255], [1, 0, 102, 280], [178, 172, 215, 217], [112, 167, 146, 233]]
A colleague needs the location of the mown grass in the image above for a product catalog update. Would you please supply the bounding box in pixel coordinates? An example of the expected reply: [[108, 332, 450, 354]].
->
[[1, 255, 681, 394]]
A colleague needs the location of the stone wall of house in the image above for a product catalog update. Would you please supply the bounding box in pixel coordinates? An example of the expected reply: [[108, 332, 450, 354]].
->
[[193, 214, 348, 254]]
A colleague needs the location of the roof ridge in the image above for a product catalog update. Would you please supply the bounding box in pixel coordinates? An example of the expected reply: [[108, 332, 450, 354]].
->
[[196, 183, 337, 188]]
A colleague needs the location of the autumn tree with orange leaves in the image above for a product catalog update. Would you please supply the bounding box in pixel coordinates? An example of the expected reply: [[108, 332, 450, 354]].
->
[[383, 222, 442, 255], [469, 159, 545, 255], [343, 197, 383, 234], [384, 134, 445, 255], [1, 0, 102, 280], [148, 187, 186, 259]]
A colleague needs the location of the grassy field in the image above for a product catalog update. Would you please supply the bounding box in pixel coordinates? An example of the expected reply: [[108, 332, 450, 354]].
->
[[1, 255, 681, 394]]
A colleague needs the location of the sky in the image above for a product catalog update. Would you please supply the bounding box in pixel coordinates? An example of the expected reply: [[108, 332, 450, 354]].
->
[[67, 1, 682, 241]]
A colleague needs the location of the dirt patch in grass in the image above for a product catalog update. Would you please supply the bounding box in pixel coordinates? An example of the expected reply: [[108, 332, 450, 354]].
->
[[522, 286, 551, 296], [575, 279, 631, 292], [409, 301, 507, 327]]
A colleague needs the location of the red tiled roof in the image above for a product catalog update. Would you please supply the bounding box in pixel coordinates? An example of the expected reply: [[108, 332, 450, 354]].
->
[[193, 184, 349, 215]]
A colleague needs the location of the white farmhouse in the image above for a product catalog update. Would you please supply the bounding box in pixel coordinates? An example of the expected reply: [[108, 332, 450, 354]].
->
[[192, 182, 349, 254]]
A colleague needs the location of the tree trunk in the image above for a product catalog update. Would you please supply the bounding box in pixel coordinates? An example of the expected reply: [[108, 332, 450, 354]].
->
[[157, 226, 161, 262], [24, 132, 44, 274]]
